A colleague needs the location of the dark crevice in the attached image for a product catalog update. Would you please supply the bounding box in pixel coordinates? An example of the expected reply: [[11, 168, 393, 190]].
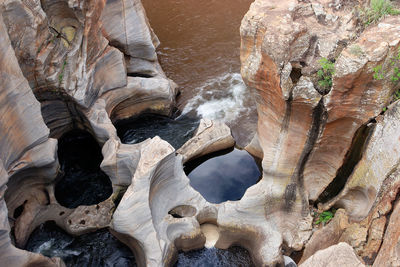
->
[[127, 72, 154, 78], [13, 200, 27, 219], [168, 211, 183, 218], [55, 130, 112, 208], [290, 66, 302, 85], [285, 98, 327, 214], [316, 121, 376, 204]]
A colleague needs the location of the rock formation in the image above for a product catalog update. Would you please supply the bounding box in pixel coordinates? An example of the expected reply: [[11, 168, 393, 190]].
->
[[241, 0, 400, 264], [1, 0, 400, 266]]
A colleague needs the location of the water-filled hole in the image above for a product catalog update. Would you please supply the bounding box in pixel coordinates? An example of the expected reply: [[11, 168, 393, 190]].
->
[[55, 130, 112, 208], [115, 113, 200, 149], [184, 147, 261, 204], [25, 221, 136, 267], [168, 205, 197, 218], [174, 246, 255, 267]]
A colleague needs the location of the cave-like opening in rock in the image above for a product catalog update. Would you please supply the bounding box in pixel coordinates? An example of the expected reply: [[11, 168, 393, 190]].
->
[[174, 246, 255, 267], [25, 221, 136, 267], [184, 147, 262, 204], [55, 130, 112, 208], [114, 113, 200, 149]]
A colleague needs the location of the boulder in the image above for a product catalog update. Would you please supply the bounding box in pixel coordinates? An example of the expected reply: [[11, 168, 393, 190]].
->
[[177, 119, 235, 163], [300, 242, 365, 267]]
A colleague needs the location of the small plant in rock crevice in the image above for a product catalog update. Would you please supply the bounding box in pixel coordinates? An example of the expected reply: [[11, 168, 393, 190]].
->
[[317, 57, 335, 93], [362, 0, 400, 26], [372, 48, 400, 112], [314, 208, 336, 225]]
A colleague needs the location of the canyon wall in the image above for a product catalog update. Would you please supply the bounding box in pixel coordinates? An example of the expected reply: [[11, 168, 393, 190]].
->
[[241, 0, 400, 265]]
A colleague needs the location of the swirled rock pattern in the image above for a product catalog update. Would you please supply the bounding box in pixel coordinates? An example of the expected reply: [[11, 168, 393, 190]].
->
[[2, 0, 400, 266], [240, 0, 400, 264]]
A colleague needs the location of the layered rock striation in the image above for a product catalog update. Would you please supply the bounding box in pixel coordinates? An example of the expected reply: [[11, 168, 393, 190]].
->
[[241, 0, 400, 264]]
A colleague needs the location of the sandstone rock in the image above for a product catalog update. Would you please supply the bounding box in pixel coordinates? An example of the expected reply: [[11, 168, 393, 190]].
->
[[373, 199, 400, 267], [177, 119, 235, 163], [300, 242, 365, 267], [304, 17, 400, 202], [111, 137, 207, 266], [101, 76, 177, 123], [320, 100, 400, 220], [0, 159, 63, 266], [300, 209, 350, 263], [0, 12, 50, 169], [240, 0, 400, 227], [101, 0, 159, 60]]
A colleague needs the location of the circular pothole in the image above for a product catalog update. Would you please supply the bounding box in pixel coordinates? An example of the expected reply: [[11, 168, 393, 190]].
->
[[184, 147, 261, 203], [55, 130, 112, 208]]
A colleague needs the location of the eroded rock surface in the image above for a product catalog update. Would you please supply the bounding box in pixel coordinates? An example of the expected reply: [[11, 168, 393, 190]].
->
[[300, 242, 365, 267], [240, 0, 400, 264]]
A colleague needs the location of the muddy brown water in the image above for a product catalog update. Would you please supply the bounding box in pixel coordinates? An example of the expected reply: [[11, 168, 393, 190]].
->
[[142, 0, 257, 147]]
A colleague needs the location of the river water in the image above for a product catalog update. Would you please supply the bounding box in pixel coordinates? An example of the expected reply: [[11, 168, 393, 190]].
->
[[142, 0, 257, 147]]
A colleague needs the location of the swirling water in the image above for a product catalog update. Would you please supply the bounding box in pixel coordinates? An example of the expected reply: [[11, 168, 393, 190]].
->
[[142, 0, 257, 147], [26, 222, 136, 267]]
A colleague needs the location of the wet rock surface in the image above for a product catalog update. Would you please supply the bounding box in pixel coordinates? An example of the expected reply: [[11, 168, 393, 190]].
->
[[26, 222, 136, 267], [55, 130, 112, 208]]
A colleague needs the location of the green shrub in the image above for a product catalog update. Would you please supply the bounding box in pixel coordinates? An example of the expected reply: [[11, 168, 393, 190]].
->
[[363, 0, 400, 25], [373, 65, 385, 80], [317, 58, 335, 91], [315, 208, 336, 225]]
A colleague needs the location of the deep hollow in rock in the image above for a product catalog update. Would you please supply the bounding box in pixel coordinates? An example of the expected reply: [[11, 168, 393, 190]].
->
[[316, 122, 375, 204], [55, 130, 112, 208], [168, 205, 197, 218], [115, 113, 200, 149], [25, 221, 136, 267], [173, 246, 255, 267], [184, 147, 261, 203]]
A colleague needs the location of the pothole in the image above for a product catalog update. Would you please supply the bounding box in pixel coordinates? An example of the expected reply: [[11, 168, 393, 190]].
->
[[168, 205, 197, 218], [25, 221, 136, 266], [55, 130, 112, 208], [114, 113, 200, 149], [184, 147, 261, 203], [174, 246, 255, 267]]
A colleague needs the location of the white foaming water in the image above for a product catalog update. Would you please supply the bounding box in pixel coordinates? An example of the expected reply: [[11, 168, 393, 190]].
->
[[181, 72, 252, 123]]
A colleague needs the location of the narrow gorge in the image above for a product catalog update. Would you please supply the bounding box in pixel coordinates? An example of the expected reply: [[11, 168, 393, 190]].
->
[[0, 0, 399, 266]]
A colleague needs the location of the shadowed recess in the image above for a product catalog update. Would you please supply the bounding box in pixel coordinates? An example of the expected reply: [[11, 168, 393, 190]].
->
[[25, 221, 136, 267], [316, 122, 375, 204], [184, 148, 261, 204], [115, 113, 200, 149], [55, 130, 112, 208], [174, 247, 255, 267]]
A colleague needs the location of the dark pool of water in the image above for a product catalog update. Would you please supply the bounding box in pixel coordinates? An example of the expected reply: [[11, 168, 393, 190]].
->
[[25, 221, 136, 267], [185, 148, 261, 204], [174, 247, 255, 267], [55, 130, 112, 208], [115, 113, 200, 149]]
